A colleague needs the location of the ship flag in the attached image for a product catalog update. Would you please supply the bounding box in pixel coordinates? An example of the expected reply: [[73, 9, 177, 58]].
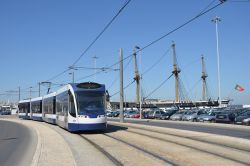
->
[[235, 84, 244, 92]]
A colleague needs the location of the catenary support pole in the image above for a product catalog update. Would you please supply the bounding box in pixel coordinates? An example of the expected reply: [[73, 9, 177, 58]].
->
[[119, 48, 124, 123]]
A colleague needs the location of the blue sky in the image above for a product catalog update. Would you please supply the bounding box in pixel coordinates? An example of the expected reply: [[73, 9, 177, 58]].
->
[[0, 0, 249, 104]]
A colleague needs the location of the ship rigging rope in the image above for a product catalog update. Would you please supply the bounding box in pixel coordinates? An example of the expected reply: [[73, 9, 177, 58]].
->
[[144, 73, 174, 100], [110, 79, 136, 97], [107, 46, 171, 94], [142, 47, 171, 76], [187, 78, 201, 100]]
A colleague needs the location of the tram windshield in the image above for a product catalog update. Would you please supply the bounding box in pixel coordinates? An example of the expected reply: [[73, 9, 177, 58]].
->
[[75, 92, 105, 115]]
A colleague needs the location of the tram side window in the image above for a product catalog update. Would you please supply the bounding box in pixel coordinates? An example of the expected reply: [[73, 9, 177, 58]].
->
[[32, 101, 41, 113], [43, 99, 48, 114], [56, 92, 68, 116], [43, 97, 54, 114], [56, 94, 64, 116], [24, 103, 30, 113], [18, 104, 25, 113], [27, 103, 30, 113], [56, 96, 63, 115], [53, 97, 56, 114], [40, 101, 42, 113], [19, 103, 29, 114], [69, 92, 76, 117], [49, 99, 53, 114], [62, 93, 68, 116]]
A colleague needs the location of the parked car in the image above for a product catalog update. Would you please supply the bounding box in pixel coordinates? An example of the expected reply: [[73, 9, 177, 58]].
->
[[110, 111, 120, 117], [197, 112, 219, 122], [142, 111, 150, 119], [215, 111, 235, 123], [182, 110, 204, 122], [126, 110, 138, 118], [106, 111, 112, 117], [132, 112, 140, 118], [170, 111, 187, 121], [160, 108, 178, 120], [148, 109, 165, 119], [235, 111, 250, 125]]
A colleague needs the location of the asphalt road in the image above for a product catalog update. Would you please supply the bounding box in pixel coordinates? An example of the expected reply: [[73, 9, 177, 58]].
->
[[108, 118, 250, 139], [0, 119, 37, 166]]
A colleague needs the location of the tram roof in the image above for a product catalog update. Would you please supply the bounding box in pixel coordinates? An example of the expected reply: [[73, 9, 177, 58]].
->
[[19, 99, 30, 104], [31, 96, 43, 102]]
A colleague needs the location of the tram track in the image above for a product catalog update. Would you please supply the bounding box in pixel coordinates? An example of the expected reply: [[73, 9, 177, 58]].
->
[[78, 125, 250, 166], [45, 121, 250, 165], [78, 132, 176, 166], [105, 123, 250, 166], [79, 134, 123, 166], [121, 129, 250, 165], [110, 123, 250, 153], [103, 133, 177, 166]]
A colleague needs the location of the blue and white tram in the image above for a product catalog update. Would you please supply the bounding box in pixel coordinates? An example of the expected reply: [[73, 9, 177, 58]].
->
[[18, 99, 30, 119], [30, 97, 43, 121], [42, 92, 56, 124], [56, 82, 107, 131]]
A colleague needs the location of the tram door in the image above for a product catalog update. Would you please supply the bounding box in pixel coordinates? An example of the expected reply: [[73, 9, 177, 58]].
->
[[69, 92, 76, 121]]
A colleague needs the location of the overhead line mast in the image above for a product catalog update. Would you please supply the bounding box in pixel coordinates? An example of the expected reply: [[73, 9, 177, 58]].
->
[[172, 42, 181, 103], [201, 55, 208, 101], [133, 46, 140, 104]]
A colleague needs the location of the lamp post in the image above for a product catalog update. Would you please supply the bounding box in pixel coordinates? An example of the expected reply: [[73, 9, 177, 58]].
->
[[212, 16, 222, 107]]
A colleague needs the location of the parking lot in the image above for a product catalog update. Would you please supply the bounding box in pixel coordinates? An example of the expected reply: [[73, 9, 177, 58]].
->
[[107, 107, 250, 126]]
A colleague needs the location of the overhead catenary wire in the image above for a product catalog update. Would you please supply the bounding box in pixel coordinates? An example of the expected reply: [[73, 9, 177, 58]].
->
[[6, 0, 132, 98], [71, 0, 132, 66], [4, 0, 227, 101], [100, 0, 227, 72], [108, 45, 171, 98], [107, 55, 134, 90], [53, 0, 225, 88], [33, 1, 228, 86]]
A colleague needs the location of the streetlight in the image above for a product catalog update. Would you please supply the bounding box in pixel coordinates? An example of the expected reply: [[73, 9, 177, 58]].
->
[[212, 16, 222, 107]]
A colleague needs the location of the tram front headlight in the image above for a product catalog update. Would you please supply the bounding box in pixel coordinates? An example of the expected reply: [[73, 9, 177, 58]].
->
[[79, 115, 89, 118], [98, 115, 105, 118]]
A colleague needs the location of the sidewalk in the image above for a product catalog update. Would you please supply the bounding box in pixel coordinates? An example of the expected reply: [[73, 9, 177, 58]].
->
[[5, 118, 76, 166]]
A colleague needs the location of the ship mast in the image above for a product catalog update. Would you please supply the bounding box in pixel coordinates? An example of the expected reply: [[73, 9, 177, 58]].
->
[[172, 42, 181, 103], [201, 55, 208, 101]]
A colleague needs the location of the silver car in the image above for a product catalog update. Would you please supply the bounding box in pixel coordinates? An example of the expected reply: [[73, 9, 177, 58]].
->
[[197, 112, 217, 122], [182, 110, 203, 122], [170, 111, 187, 121]]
